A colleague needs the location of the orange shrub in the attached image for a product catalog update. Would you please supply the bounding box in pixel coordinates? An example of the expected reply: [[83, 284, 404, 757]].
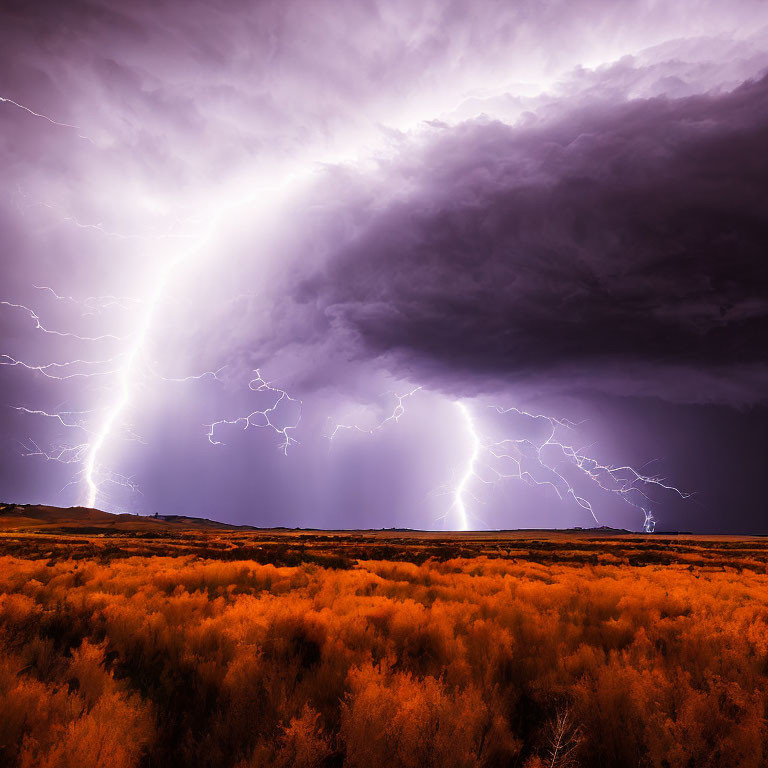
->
[[0, 535, 767, 767]]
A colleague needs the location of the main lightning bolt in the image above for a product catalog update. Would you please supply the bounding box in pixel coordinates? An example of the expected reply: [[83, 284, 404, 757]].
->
[[452, 402, 478, 531], [3, 174, 305, 508], [81, 255, 179, 507]]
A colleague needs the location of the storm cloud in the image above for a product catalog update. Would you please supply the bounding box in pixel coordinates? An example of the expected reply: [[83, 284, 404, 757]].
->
[[281, 73, 768, 405]]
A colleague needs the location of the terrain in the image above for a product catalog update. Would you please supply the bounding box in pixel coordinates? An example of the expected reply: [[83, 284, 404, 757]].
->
[[1, 504, 767, 768]]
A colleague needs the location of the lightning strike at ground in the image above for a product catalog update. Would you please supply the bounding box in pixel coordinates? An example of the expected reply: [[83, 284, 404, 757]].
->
[[452, 401, 479, 531], [2, 157, 311, 509], [81, 248, 199, 508], [449, 401, 689, 531]]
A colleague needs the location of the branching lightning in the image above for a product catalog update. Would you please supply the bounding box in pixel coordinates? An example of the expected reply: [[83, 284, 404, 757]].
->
[[205, 369, 302, 454], [11, 405, 95, 430], [1, 354, 125, 380], [19, 438, 90, 465], [3, 130, 307, 510], [2, 271, 230, 508], [79, 245, 225, 508], [0, 300, 128, 341], [33, 285, 143, 315], [11, 188, 201, 243], [151, 364, 227, 384], [2, 86, 691, 530], [452, 401, 479, 531], [326, 386, 421, 441], [449, 400, 689, 531]]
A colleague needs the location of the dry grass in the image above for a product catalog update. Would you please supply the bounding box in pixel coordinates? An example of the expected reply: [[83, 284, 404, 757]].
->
[[1, 506, 767, 768]]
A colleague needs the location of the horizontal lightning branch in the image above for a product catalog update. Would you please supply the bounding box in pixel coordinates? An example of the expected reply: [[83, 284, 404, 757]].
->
[[34, 285, 143, 315], [11, 405, 95, 430], [0, 353, 126, 380], [1, 300, 128, 341], [326, 386, 422, 441], [206, 369, 302, 455], [154, 365, 227, 383]]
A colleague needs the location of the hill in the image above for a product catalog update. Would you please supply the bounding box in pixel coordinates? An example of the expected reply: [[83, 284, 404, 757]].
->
[[0, 502, 245, 531]]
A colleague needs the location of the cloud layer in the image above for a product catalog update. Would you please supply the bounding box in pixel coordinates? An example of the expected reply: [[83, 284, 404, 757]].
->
[[261, 71, 768, 405]]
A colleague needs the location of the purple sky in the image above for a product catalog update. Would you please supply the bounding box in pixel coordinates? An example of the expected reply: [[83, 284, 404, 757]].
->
[[1, 0, 767, 532]]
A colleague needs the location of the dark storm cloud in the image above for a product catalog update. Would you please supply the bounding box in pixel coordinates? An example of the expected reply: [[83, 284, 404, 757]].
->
[[288, 73, 768, 405]]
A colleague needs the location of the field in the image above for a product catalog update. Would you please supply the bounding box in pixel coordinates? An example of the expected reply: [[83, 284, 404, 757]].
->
[[1, 505, 767, 768]]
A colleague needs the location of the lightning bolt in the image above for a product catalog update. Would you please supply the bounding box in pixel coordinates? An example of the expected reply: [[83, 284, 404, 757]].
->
[[0, 300, 128, 341], [326, 386, 421, 441], [80, 242, 219, 507], [11, 405, 95, 430], [3, 280, 228, 508], [205, 369, 302, 455], [9, 406, 136, 500], [33, 286, 143, 315], [1, 354, 125, 380], [3, 159, 308, 510], [450, 401, 689, 530], [3, 85, 691, 525], [0, 95, 94, 143], [452, 401, 478, 531], [73, 167, 321, 507], [154, 366, 226, 383]]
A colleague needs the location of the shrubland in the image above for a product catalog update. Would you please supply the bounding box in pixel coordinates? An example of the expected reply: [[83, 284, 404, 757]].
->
[[0, 529, 766, 767]]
